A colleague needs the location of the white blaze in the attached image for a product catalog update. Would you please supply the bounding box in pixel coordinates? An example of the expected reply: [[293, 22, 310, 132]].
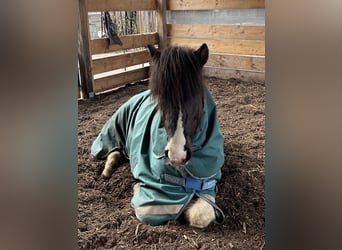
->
[[165, 111, 186, 165]]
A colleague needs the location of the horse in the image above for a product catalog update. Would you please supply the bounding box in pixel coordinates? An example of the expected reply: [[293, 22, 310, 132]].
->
[[91, 43, 225, 228]]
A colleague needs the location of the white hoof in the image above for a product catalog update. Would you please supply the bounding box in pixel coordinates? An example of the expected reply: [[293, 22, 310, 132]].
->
[[102, 151, 122, 178], [133, 182, 140, 194], [184, 195, 216, 228]]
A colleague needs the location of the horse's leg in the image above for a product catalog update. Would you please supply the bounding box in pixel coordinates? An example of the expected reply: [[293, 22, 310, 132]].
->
[[184, 195, 216, 228], [102, 151, 124, 178]]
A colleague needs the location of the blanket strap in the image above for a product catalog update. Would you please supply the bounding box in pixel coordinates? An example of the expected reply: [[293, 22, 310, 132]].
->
[[161, 174, 217, 191], [161, 173, 225, 224]]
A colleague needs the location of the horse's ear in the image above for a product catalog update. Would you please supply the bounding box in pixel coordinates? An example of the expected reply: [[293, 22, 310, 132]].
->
[[195, 43, 209, 65], [147, 45, 160, 58]]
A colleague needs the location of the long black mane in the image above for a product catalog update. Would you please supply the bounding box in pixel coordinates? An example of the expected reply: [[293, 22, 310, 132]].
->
[[148, 43, 209, 165], [149, 46, 205, 116]]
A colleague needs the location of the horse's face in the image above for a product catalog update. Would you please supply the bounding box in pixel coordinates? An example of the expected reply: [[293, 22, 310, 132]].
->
[[148, 43, 209, 167], [162, 100, 202, 167]]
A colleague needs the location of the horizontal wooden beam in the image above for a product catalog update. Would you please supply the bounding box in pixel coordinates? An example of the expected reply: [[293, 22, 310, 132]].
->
[[93, 67, 149, 93], [86, 0, 157, 11], [207, 53, 264, 71], [168, 37, 265, 56], [167, 24, 264, 41], [90, 33, 159, 54], [167, 0, 265, 10], [92, 50, 151, 74], [204, 66, 265, 82]]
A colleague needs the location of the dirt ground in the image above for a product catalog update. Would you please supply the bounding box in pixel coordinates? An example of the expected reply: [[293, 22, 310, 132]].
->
[[78, 77, 265, 249]]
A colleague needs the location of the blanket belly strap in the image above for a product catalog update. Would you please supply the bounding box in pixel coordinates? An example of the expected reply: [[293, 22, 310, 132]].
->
[[161, 174, 217, 191]]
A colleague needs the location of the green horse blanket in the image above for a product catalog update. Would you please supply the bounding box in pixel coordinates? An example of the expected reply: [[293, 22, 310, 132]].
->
[[91, 88, 225, 225]]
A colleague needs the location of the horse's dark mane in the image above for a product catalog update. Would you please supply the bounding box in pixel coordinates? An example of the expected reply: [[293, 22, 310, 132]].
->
[[149, 46, 205, 119]]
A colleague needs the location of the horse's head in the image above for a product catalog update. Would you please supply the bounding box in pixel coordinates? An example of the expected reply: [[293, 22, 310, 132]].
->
[[147, 43, 209, 167]]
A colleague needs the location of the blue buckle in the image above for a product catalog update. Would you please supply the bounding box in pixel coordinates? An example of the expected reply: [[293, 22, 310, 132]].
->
[[185, 176, 202, 190], [185, 176, 217, 191]]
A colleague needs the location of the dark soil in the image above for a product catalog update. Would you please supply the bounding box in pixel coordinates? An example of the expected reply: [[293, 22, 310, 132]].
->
[[78, 77, 265, 249]]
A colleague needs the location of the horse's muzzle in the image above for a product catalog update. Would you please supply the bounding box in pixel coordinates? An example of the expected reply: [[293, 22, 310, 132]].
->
[[165, 147, 191, 167]]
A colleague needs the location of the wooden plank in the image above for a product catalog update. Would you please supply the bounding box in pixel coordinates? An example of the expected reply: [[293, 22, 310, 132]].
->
[[157, 0, 167, 49], [78, 82, 81, 98], [92, 50, 151, 74], [78, 0, 94, 98], [90, 33, 159, 54], [168, 38, 265, 56], [207, 53, 265, 71], [167, 24, 264, 41], [86, 0, 157, 11], [167, 0, 265, 10], [93, 67, 150, 93], [204, 67, 265, 81]]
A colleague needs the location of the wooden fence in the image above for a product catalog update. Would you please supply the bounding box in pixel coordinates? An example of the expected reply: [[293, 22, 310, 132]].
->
[[78, 0, 265, 98], [167, 0, 265, 81]]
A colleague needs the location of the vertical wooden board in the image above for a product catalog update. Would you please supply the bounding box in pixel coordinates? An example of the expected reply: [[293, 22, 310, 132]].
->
[[207, 54, 265, 71], [92, 50, 151, 74], [167, 24, 265, 41], [157, 0, 167, 49], [86, 0, 157, 11], [167, 0, 265, 10], [168, 38, 265, 56], [93, 67, 150, 93], [78, 0, 94, 98], [78, 84, 81, 99]]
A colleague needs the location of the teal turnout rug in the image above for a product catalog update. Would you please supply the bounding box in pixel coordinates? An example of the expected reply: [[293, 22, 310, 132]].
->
[[91, 87, 225, 225]]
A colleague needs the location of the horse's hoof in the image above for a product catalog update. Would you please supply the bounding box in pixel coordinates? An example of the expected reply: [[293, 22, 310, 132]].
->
[[184, 197, 216, 228], [133, 182, 140, 194], [101, 151, 123, 179], [101, 173, 111, 180], [101, 167, 114, 179]]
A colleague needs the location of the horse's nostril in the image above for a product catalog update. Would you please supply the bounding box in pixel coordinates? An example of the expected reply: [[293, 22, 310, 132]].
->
[[165, 149, 169, 158]]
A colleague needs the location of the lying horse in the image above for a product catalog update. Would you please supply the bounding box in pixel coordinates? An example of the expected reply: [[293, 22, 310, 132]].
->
[[91, 43, 225, 228]]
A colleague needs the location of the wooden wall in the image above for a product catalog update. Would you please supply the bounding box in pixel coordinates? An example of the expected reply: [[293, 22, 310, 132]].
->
[[78, 0, 265, 98], [90, 33, 158, 93], [166, 0, 265, 81], [79, 0, 160, 97]]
